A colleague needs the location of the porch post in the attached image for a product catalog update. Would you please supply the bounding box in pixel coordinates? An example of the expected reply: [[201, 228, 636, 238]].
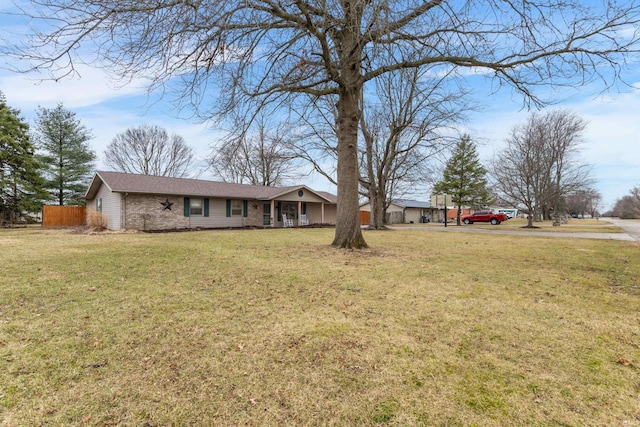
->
[[297, 201, 302, 226], [321, 203, 325, 224]]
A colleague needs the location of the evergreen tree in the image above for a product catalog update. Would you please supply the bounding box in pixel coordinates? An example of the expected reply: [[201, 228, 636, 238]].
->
[[34, 103, 96, 205], [433, 135, 491, 225], [0, 92, 48, 224]]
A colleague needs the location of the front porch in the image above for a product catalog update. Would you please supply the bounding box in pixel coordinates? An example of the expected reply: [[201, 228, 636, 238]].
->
[[261, 200, 336, 227]]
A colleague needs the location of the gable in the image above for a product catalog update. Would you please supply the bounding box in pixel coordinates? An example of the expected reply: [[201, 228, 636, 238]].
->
[[271, 188, 329, 203]]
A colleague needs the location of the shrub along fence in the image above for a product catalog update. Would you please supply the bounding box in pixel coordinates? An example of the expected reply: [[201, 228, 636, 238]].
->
[[43, 205, 87, 227]]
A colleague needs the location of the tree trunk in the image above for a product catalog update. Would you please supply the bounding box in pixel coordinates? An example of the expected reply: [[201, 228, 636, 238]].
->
[[527, 215, 535, 227], [361, 108, 385, 231], [331, 13, 367, 249], [368, 188, 386, 230], [332, 86, 368, 248]]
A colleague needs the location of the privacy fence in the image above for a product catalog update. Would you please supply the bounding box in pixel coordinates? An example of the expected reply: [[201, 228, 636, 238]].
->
[[359, 210, 370, 225], [43, 205, 86, 227]]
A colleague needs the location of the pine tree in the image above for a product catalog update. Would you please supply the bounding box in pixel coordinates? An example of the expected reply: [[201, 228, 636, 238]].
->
[[0, 92, 48, 224], [34, 103, 96, 205], [433, 135, 491, 225]]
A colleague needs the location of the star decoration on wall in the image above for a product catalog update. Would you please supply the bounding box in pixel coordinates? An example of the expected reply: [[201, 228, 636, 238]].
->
[[160, 198, 174, 210]]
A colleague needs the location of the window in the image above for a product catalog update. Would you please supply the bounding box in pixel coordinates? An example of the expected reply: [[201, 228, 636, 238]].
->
[[190, 198, 203, 216], [280, 202, 297, 221], [231, 200, 242, 216], [96, 198, 102, 212]]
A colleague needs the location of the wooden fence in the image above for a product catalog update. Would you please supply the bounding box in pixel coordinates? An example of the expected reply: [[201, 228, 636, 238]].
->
[[359, 210, 370, 225], [43, 205, 87, 227]]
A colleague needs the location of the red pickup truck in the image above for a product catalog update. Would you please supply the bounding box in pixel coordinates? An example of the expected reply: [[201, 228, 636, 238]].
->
[[461, 211, 508, 225]]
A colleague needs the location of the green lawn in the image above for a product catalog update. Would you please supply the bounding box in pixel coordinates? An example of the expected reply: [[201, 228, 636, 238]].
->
[[1, 227, 639, 426]]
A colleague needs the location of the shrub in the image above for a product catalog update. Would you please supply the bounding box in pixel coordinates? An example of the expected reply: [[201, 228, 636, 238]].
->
[[87, 209, 108, 231]]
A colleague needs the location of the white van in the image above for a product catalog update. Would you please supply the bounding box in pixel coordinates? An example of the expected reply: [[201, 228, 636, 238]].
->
[[497, 208, 518, 219]]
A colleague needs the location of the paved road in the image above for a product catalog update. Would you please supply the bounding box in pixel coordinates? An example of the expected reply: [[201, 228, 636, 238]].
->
[[605, 218, 640, 242], [390, 219, 640, 243]]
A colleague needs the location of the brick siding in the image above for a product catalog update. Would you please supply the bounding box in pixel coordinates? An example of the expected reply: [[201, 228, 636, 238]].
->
[[125, 194, 189, 231]]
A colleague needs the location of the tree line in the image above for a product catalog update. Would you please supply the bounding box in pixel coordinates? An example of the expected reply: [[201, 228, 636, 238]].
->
[[2, 84, 627, 231], [5, 0, 639, 248], [0, 93, 199, 225], [432, 110, 606, 228], [1, 94, 95, 225], [606, 186, 640, 219]]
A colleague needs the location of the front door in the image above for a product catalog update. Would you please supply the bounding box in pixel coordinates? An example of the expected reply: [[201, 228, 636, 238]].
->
[[263, 204, 271, 226]]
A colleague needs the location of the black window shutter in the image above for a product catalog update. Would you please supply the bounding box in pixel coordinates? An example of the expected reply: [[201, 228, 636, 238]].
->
[[226, 199, 231, 217], [204, 198, 209, 217], [243, 200, 248, 217], [184, 197, 190, 217]]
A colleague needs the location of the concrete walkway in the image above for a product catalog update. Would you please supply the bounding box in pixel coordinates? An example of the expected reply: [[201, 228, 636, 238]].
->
[[604, 219, 640, 242], [389, 219, 639, 243]]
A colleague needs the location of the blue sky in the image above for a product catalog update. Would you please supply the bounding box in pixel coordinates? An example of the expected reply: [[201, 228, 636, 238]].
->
[[1, 2, 638, 211]]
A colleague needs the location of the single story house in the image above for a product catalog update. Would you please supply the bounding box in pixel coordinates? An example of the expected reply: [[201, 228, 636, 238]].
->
[[84, 171, 337, 231]]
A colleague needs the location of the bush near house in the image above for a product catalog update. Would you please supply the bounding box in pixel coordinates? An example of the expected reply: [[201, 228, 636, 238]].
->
[[86, 209, 108, 231]]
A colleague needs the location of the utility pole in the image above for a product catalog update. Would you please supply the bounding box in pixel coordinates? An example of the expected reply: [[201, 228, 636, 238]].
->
[[444, 195, 448, 228]]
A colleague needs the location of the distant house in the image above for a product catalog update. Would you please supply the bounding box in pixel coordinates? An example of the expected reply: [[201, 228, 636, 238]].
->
[[360, 199, 437, 224], [84, 171, 337, 231]]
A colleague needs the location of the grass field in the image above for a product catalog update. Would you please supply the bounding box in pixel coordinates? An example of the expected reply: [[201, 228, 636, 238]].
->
[[1, 226, 639, 426], [397, 217, 625, 233]]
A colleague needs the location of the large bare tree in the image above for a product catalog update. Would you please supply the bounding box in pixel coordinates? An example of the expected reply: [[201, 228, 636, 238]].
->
[[492, 110, 592, 227], [291, 67, 465, 230], [566, 187, 602, 218], [10, 0, 640, 247], [209, 117, 302, 186], [359, 67, 465, 229], [611, 185, 640, 218], [104, 124, 196, 178]]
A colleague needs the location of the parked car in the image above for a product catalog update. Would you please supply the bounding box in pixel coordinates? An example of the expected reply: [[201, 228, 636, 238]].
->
[[497, 208, 518, 219], [461, 211, 508, 225]]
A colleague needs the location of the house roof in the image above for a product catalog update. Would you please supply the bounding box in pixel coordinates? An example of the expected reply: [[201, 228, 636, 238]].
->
[[85, 171, 336, 203], [316, 191, 338, 204], [392, 199, 432, 209]]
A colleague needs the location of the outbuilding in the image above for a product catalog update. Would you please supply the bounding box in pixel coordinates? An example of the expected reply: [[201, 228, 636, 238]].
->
[[360, 199, 437, 224]]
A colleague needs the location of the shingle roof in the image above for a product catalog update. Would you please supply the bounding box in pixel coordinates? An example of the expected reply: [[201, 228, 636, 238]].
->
[[393, 199, 432, 209], [85, 171, 336, 203], [316, 191, 338, 204]]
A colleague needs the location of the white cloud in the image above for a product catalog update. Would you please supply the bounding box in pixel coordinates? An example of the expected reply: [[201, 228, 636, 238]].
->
[[1, 63, 221, 178], [0, 65, 147, 110], [83, 108, 218, 171]]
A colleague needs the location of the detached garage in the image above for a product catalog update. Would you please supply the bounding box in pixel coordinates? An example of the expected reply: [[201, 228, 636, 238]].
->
[[360, 199, 436, 224]]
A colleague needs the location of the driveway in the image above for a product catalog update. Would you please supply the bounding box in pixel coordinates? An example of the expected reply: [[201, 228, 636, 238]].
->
[[604, 218, 640, 242], [390, 219, 639, 243]]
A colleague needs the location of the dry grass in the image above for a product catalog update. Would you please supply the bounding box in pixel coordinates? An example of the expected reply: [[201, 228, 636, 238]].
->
[[1, 227, 639, 426], [86, 210, 108, 232], [402, 217, 624, 233], [489, 217, 623, 232]]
